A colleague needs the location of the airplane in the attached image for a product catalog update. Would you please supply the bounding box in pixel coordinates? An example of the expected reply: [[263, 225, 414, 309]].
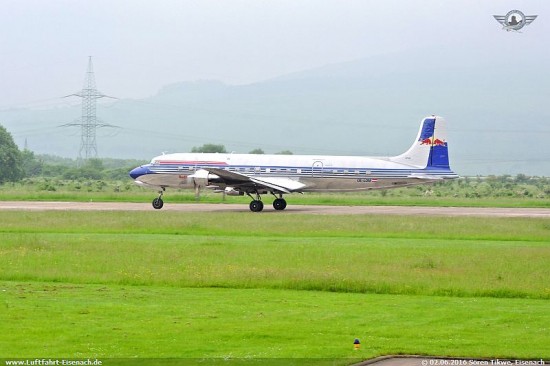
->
[[129, 115, 458, 212]]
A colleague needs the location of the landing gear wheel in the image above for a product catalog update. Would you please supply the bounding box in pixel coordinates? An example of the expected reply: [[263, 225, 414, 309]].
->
[[249, 200, 264, 212], [273, 198, 287, 211], [152, 197, 164, 209]]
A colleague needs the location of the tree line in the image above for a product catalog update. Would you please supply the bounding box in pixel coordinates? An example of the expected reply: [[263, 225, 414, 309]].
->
[[0, 124, 145, 183], [1, 124, 293, 183], [1, 124, 549, 199], [191, 143, 292, 155]]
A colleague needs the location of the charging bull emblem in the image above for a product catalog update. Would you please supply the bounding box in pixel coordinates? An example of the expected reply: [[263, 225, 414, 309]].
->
[[420, 137, 446, 146]]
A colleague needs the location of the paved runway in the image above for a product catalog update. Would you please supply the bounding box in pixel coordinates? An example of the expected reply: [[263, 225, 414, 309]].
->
[[1, 201, 550, 217]]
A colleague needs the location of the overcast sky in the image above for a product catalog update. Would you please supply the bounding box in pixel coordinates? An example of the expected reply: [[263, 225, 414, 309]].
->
[[1, 0, 548, 108]]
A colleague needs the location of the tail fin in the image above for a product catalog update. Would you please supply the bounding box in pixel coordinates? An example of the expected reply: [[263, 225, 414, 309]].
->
[[391, 115, 450, 169]]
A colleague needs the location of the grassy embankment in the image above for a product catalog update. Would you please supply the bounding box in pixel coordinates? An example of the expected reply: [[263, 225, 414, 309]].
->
[[1, 181, 549, 208], [1, 211, 549, 361]]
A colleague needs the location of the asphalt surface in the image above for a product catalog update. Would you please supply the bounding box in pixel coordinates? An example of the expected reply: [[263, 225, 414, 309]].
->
[[1, 201, 550, 217]]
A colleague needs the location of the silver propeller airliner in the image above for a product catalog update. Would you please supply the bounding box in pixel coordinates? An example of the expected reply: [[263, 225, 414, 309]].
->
[[129, 115, 458, 212]]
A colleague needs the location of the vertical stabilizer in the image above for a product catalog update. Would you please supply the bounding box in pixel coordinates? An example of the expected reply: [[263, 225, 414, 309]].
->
[[391, 116, 450, 169]]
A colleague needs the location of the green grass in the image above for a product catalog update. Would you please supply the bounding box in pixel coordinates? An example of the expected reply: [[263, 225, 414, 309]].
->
[[2, 282, 549, 360], [1, 211, 549, 361], [1, 211, 549, 241], [1, 179, 549, 208], [2, 233, 550, 299]]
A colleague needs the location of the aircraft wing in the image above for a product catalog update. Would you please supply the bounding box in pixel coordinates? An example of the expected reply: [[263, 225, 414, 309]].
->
[[204, 168, 306, 193], [201, 168, 251, 184], [249, 176, 307, 193]]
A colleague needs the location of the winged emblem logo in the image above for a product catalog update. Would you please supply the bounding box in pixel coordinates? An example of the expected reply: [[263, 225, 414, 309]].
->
[[493, 10, 537, 32]]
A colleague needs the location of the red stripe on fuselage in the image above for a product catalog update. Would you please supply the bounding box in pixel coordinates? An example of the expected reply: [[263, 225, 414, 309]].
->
[[158, 161, 228, 165]]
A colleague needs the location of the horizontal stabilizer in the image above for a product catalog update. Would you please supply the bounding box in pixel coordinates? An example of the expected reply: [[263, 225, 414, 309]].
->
[[407, 173, 443, 180]]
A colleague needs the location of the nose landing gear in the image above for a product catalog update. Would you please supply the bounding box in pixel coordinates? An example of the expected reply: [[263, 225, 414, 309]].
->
[[152, 189, 165, 209]]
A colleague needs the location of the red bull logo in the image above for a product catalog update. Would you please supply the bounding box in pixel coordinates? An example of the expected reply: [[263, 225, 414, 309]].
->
[[419, 137, 446, 146]]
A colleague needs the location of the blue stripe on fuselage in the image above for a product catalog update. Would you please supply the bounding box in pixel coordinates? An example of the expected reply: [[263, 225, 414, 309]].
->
[[130, 163, 456, 180]]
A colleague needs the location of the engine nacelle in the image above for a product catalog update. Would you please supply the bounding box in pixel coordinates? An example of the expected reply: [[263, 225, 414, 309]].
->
[[224, 187, 244, 196], [188, 169, 213, 187]]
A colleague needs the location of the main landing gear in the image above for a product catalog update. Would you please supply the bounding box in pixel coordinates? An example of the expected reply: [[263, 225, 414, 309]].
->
[[272, 192, 287, 210], [247, 192, 287, 212], [249, 199, 264, 212], [152, 189, 164, 209], [149, 188, 287, 212]]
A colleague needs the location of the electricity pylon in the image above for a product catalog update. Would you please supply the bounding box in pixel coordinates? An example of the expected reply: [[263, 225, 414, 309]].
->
[[61, 56, 117, 161]]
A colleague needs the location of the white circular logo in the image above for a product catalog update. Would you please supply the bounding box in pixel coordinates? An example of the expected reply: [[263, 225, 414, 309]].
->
[[504, 10, 527, 30]]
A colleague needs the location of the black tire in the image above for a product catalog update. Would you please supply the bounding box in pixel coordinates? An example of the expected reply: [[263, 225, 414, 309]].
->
[[249, 200, 264, 212], [273, 198, 287, 211], [152, 197, 164, 209]]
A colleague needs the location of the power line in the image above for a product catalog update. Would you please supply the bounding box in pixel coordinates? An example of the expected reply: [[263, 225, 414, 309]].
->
[[59, 56, 118, 161]]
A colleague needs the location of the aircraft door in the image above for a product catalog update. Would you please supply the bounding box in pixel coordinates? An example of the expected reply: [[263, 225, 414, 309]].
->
[[312, 161, 324, 176]]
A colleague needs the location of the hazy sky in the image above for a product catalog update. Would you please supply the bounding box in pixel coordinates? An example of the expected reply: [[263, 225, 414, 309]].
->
[[0, 0, 548, 108]]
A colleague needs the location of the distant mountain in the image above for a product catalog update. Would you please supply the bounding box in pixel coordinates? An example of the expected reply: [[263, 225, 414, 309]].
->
[[2, 45, 549, 176]]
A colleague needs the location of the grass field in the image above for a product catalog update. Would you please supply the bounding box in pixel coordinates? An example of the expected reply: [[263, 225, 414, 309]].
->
[[1, 211, 549, 363]]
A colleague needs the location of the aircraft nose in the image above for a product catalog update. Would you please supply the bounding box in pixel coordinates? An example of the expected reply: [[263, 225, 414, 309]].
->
[[129, 166, 149, 179]]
